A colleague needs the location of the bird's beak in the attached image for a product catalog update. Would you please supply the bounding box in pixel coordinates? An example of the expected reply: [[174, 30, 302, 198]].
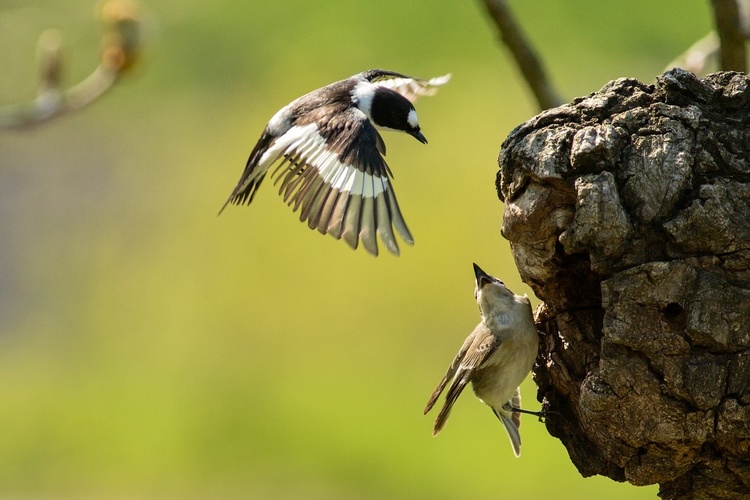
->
[[411, 130, 428, 144], [473, 263, 493, 288]]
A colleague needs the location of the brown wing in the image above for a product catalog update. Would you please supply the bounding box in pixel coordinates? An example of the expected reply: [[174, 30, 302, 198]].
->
[[425, 323, 500, 435], [424, 327, 478, 414]]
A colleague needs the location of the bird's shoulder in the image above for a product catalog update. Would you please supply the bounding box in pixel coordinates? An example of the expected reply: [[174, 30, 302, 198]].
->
[[471, 324, 501, 355], [289, 78, 358, 116], [266, 78, 357, 135], [456, 323, 500, 371], [290, 105, 386, 166]]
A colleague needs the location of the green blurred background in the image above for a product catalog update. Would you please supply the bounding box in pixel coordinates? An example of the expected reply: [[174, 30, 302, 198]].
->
[[0, 1, 710, 498]]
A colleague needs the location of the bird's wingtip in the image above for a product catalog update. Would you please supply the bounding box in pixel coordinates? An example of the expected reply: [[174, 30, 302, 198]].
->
[[217, 199, 231, 216], [428, 73, 452, 86]]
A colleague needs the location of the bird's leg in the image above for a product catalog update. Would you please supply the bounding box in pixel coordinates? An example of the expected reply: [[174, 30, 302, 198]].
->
[[509, 406, 559, 423]]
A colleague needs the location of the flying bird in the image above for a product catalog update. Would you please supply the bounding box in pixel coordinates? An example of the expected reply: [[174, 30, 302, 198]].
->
[[219, 70, 450, 256], [424, 263, 539, 457]]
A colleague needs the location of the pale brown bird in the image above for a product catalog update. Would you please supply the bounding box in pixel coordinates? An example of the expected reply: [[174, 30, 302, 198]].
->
[[424, 263, 538, 457]]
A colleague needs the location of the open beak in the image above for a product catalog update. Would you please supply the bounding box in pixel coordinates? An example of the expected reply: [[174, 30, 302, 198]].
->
[[473, 263, 494, 288]]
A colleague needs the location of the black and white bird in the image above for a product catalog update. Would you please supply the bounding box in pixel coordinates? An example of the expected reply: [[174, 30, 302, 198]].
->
[[219, 69, 450, 256]]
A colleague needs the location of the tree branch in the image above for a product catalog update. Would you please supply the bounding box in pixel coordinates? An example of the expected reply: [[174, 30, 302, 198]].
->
[[479, 0, 563, 111], [710, 0, 747, 71], [667, 0, 750, 75], [664, 31, 720, 75], [0, 0, 143, 131]]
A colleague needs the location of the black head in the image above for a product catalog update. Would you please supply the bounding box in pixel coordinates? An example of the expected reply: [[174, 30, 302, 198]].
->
[[369, 87, 427, 144]]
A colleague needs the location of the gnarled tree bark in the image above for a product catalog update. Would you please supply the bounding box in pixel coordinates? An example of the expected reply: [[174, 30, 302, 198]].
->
[[497, 68, 750, 499]]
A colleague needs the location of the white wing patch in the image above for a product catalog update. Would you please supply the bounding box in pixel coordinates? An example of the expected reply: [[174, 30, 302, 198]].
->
[[262, 124, 319, 170], [265, 124, 412, 256], [266, 103, 293, 135]]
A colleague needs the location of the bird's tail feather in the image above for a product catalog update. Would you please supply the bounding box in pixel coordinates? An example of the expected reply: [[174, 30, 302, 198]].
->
[[500, 387, 523, 457], [499, 411, 522, 458], [494, 404, 522, 458]]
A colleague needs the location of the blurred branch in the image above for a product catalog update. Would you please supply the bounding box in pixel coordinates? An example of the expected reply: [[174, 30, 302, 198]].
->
[[710, 0, 747, 71], [665, 31, 720, 75], [667, 0, 749, 75], [480, 0, 563, 111], [0, 0, 143, 131]]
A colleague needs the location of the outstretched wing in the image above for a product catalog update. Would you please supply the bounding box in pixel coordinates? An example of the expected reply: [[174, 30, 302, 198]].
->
[[219, 129, 278, 215], [373, 73, 451, 103], [425, 323, 500, 435], [264, 107, 412, 256]]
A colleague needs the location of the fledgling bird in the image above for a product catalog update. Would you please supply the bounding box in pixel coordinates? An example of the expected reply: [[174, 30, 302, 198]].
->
[[219, 69, 450, 256], [424, 263, 539, 457]]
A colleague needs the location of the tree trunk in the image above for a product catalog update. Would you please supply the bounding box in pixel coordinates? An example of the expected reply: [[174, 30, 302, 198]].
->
[[496, 68, 750, 499]]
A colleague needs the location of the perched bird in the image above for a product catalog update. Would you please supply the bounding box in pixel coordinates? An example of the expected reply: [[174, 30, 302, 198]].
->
[[424, 263, 539, 457], [220, 69, 450, 256]]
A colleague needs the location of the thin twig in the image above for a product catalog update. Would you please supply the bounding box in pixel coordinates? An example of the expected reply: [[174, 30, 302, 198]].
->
[[0, 0, 142, 131], [480, 0, 563, 111], [710, 0, 747, 71], [664, 31, 720, 76]]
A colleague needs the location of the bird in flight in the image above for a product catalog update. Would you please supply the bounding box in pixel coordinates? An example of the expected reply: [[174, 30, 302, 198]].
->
[[219, 69, 450, 256]]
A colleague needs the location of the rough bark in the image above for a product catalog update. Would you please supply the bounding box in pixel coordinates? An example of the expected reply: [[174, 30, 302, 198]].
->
[[496, 68, 750, 499]]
